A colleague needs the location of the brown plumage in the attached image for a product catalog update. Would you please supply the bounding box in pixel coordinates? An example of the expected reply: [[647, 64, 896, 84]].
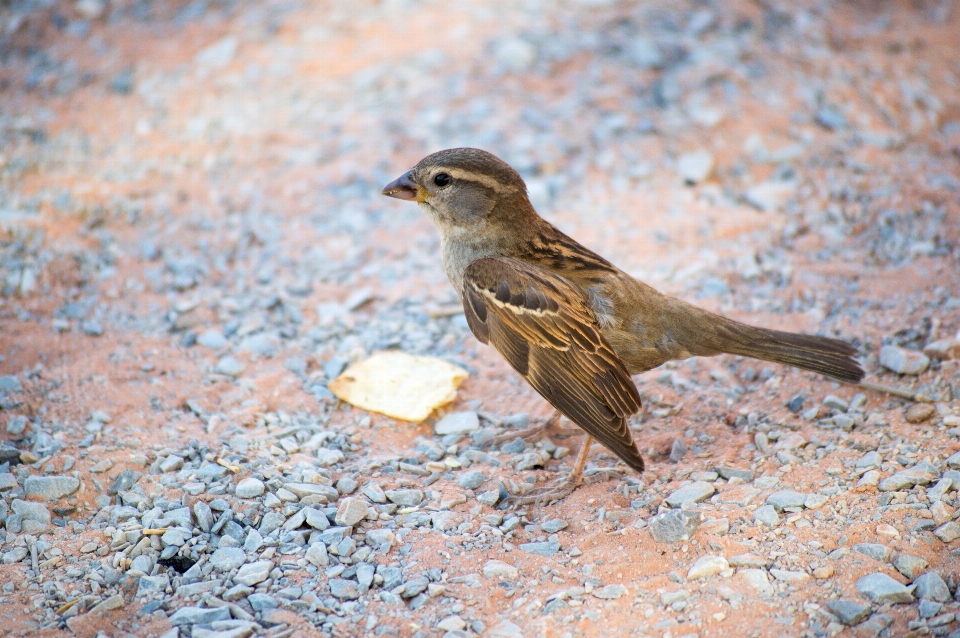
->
[[462, 257, 645, 473], [382, 148, 863, 500]]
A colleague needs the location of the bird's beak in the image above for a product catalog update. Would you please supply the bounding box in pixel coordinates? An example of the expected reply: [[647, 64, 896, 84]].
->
[[381, 170, 418, 201]]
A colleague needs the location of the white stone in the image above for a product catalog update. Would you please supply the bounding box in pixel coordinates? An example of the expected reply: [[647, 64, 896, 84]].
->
[[483, 560, 519, 580], [592, 584, 627, 599], [931, 501, 953, 526], [488, 620, 524, 638], [856, 573, 914, 604], [879, 463, 940, 492], [436, 615, 467, 631], [304, 508, 330, 530], [315, 448, 345, 467], [305, 543, 329, 567], [664, 481, 716, 507], [284, 482, 338, 500], [923, 338, 960, 360], [335, 497, 369, 527], [235, 478, 265, 498], [160, 529, 186, 547], [676, 151, 714, 183], [430, 511, 459, 532], [281, 509, 307, 531], [770, 569, 810, 584], [744, 181, 796, 213], [235, 561, 273, 586], [435, 411, 480, 435], [366, 529, 396, 550], [687, 555, 729, 580], [857, 470, 881, 488], [197, 330, 227, 349], [210, 547, 246, 572], [0, 473, 15, 491], [879, 345, 929, 375], [493, 37, 536, 71], [753, 505, 781, 527], [214, 356, 245, 377], [739, 569, 774, 597], [361, 483, 387, 503], [934, 522, 960, 543], [195, 36, 238, 70], [23, 476, 80, 500]]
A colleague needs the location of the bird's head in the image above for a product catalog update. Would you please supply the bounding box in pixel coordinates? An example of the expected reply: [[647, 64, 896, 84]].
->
[[381, 148, 532, 231]]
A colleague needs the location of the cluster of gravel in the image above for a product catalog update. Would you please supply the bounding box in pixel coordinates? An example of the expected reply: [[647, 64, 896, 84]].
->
[[601, 423, 960, 636], [0, 394, 646, 636], [4, 359, 960, 636]]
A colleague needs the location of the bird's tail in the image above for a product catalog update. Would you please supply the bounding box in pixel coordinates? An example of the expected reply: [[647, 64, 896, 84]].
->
[[661, 297, 865, 383], [712, 319, 864, 383]]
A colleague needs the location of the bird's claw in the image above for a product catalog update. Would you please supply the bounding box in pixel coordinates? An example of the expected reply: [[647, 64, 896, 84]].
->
[[485, 424, 549, 447], [505, 475, 580, 508], [582, 468, 624, 485]]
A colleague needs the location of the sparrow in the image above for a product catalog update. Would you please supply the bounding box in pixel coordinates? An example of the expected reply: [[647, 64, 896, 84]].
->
[[381, 148, 863, 503]]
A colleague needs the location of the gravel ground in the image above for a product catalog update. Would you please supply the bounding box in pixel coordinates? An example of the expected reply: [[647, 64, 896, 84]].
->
[[1, 1, 959, 637]]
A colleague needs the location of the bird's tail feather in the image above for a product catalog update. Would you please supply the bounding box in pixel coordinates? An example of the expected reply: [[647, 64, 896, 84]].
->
[[716, 321, 864, 383]]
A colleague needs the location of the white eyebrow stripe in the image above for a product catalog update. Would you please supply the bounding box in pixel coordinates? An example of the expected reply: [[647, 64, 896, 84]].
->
[[441, 168, 520, 194]]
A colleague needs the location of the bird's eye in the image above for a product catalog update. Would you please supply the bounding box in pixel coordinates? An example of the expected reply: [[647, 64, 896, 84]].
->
[[433, 173, 452, 187]]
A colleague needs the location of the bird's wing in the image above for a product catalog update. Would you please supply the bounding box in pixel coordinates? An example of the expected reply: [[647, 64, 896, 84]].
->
[[462, 257, 644, 473]]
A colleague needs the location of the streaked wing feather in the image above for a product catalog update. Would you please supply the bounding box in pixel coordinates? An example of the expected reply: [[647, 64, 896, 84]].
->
[[528, 347, 641, 469], [461, 257, 644, 473], [485, 314, 530, 376], [463, 288, 489, 343]]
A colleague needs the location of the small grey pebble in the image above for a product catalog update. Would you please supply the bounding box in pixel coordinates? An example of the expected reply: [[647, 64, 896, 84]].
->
[[669, 438, 687, 463], [785, 394, 804, 413], [501, 438, 526, 454], [458, 470, 487, 490], [80, 320, 103, 336], [336, 476, 358, 494], [541, 519, 568, 533]]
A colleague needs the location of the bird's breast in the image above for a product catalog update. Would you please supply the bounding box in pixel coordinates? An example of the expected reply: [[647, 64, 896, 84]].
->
[[439, 232, 496, 296]]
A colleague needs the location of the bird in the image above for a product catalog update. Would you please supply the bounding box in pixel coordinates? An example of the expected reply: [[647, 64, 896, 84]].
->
[[381, 148, 864, 504]]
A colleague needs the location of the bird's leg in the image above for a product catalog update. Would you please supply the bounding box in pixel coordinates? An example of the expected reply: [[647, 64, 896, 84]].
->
[[508, 436, 594, 507], [486, 410, 562, 446]]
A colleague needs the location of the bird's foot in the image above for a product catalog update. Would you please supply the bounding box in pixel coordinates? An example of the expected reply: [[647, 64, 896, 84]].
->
[[486, 424, 548, 446], [485, 410, 565, 447], [582, 467, 624, 485], [506, 474, 581, 508]]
